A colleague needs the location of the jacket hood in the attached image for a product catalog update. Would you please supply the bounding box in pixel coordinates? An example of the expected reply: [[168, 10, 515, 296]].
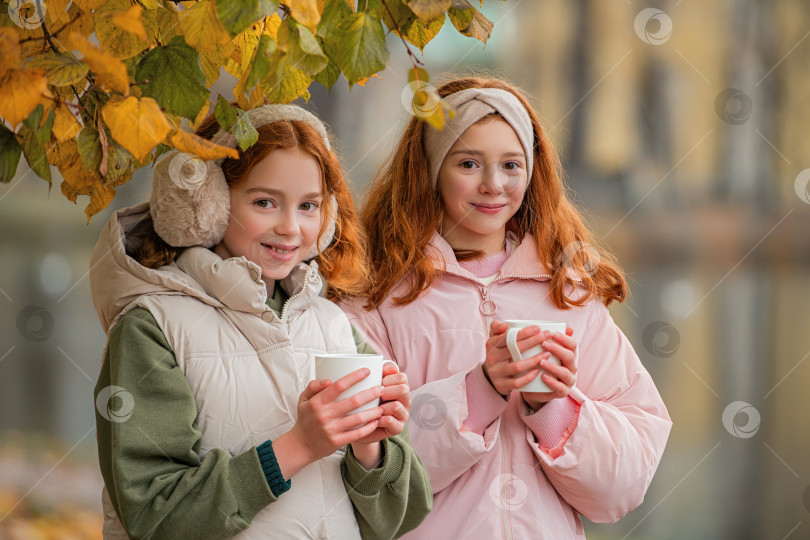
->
[[90, 203, 319, 334]]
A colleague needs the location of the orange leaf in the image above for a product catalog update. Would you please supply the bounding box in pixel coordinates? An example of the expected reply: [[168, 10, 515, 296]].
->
[[170, 129, 239, 160], [111, 4, 147, 41], [0, 68, 52, 127], [70, 32, 130, 95], [101, 96, 172, 161], [0, 28, 21, 74]]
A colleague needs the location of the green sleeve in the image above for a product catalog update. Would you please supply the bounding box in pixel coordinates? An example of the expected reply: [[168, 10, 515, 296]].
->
[[95, 308, 276, 539], [341, 425, 433, 540], [351, 324, 378, 355]]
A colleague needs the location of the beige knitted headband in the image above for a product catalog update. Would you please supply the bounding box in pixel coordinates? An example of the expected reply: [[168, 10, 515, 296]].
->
[[424, 87, 535, 185]]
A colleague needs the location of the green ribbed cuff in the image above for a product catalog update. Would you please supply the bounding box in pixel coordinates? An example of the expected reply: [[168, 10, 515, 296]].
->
[[256, 440, 291, 497], [343, 438, 404, 496]]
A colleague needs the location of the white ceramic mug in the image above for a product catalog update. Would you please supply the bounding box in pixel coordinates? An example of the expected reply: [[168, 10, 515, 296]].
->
[[505, 320, 567, 392], [314, 353, 399, 415]]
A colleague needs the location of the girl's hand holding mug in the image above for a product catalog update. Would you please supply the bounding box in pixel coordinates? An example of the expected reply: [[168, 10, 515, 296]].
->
[[484, 320, 578, 410], [353, 364, 410, 443], [274, 368, 386, 479]]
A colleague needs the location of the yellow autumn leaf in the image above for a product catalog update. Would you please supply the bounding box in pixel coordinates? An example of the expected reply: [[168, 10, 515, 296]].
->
[[224, 26, 260, 79], [263, 12, 282, 39], [69, 32, 129, 95], [53, 4, 95, 46], [95, 0, 147, 59], [286, 0, 321, 32], [0, 68, 52, 127], [111, 4, 147, 40], [45, 0, 73, 26], [170, 129, 239, 160], [0, 28, 21, 74], [53, 141, 95, 202], [85, 180, 117, 222], [52, 105, 82, 141], [102, 96, 172, 161], [234, 69, 265, 110], [179, 0, 232, 52], [191, 99, 211, 130], [48, 138, 81, 170]]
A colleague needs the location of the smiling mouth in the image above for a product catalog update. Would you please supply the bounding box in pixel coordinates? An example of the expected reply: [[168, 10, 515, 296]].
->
[[261, 244, 297, 254]]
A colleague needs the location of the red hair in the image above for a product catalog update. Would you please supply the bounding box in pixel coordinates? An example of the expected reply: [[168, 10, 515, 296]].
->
[[360, 76, 627, 310]]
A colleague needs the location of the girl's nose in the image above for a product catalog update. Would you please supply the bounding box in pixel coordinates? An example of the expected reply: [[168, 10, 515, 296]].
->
[[274, 209, 299, 236], [480, 164, 505, 195]]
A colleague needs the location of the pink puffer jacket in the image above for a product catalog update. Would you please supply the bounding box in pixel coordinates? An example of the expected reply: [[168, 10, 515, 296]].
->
[[340, 233, 671, 539]]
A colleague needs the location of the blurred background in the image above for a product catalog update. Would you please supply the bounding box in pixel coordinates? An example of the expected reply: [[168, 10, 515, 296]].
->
[[2, 1, 810, 538]]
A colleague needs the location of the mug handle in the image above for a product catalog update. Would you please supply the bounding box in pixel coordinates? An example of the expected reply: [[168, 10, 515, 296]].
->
[[505, 327, 522, 362]]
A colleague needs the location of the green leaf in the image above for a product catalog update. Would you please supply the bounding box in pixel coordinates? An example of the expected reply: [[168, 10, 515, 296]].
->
[[335, 11, 389, 87], [262, 55, 312, 103], [217, 0, 279, 37], [19, 124, 51, 184], [318, 0, 353, 40], [233, 108, 259, 151], [312, 54, 340, 91], [104, 137, 133, 186], [27, 52, 90, 86], [134, 35, 209, 120], [214, 94, 238, 131], [77, 125, 102, 172], [286, 22, 329, 77], [245, 34, 276, 90], [0, 123, 22, 183], [381, 0, 444, 52], [380, 0, 417, 33], [316, 0, 352, 90], [401, 14, 444, 51], [448, 1, 492, 44], [23, 105, 56, 146], [214, 96, 259, 151]]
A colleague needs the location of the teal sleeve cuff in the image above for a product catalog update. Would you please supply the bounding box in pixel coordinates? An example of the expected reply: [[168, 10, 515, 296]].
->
[[256, 440, 291, 497]]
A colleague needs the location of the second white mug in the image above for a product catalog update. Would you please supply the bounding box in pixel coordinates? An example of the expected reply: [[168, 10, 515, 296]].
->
[[505, 320, 567, 393]]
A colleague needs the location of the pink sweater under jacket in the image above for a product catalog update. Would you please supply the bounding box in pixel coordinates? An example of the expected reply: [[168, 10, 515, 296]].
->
[[339, 233, 671, 540]]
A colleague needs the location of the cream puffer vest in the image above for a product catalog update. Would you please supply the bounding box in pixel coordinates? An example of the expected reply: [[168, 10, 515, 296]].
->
[[92, 205, 361, 540]]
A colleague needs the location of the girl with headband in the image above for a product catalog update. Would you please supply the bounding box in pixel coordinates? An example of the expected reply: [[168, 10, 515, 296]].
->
[[89, 104, 431, 539], [340, 77, 671, 538]]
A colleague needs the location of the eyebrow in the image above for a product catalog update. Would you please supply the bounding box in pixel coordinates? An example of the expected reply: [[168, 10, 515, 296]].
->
[[447, 149, 525, 159], [243, 187, 323, 199]]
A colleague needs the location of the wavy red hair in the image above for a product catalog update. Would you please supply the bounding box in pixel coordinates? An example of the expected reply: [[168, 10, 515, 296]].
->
[[360, 76, 627, 310]]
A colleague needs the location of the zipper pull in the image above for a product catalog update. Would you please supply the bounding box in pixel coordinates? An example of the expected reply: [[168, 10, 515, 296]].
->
[[478, 285, 496, 316]]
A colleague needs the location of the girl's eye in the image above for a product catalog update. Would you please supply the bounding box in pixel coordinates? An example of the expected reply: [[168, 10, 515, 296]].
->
[[300, 201, 320, 212], [504, 161, 521, 171], [460, 160, 478, 169], [255, 199, 275, 208]]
